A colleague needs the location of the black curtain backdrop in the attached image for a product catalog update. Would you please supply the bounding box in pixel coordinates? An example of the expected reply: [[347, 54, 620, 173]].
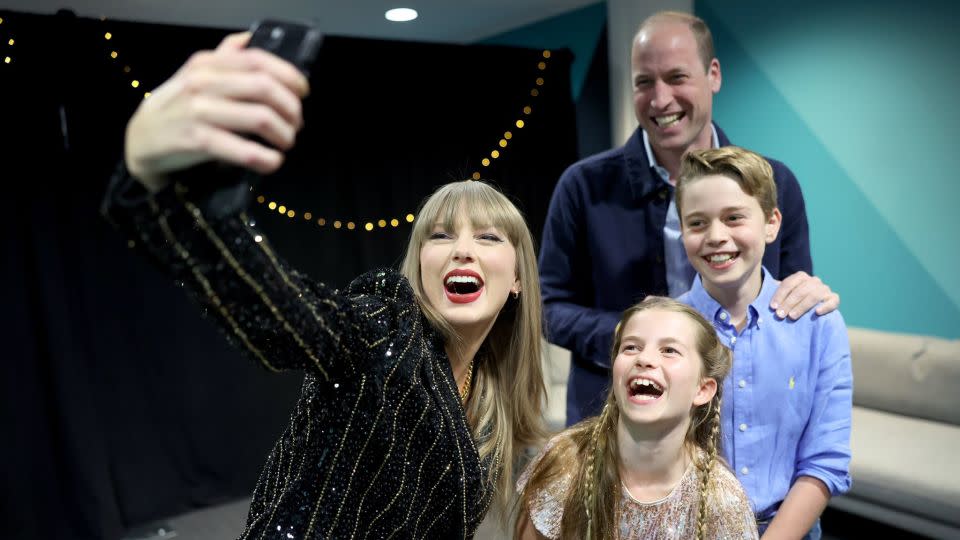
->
[[1, 10, 578, 540]]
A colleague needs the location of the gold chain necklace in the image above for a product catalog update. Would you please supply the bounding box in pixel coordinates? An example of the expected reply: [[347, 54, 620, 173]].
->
[[459, 357, 475, 403]]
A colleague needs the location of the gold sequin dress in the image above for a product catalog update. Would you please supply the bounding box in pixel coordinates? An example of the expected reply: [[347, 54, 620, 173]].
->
[[103, 171, 494, 539], [517, 436, 758, 539]]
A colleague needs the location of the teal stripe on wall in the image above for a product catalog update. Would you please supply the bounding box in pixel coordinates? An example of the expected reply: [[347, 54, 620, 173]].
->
[[480, 2, 606, 100], [698, 0, 959, 338]]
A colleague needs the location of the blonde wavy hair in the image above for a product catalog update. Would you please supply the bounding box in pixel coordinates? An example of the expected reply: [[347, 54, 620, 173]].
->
[[518, 297, 732, 539], [400, 179, 547, 513]]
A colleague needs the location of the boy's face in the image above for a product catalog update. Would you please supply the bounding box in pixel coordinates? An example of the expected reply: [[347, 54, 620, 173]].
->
[[680, 174, 781, 298]]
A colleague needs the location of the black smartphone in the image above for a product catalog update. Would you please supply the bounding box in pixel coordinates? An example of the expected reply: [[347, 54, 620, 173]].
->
[[246, 20, 324, 78]]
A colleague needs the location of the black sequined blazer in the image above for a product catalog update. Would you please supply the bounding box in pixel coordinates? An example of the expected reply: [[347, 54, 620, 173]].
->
[[103, 171, 495, 539]]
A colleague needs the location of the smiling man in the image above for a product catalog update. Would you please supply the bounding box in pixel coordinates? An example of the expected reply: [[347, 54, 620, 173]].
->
[[539, 11, 840, 426]]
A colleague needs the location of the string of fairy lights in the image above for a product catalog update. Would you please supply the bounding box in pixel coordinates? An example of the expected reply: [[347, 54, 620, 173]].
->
[[4, 13, 554, 233], [1, 16, 13, 65]]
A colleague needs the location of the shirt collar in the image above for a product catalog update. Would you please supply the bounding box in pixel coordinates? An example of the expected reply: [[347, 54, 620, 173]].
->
[[685, 267, 777, 329], [642, 124, 721, 184]]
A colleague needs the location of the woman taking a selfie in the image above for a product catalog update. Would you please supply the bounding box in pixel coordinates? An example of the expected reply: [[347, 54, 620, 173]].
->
[[103, 32, 546, 539]]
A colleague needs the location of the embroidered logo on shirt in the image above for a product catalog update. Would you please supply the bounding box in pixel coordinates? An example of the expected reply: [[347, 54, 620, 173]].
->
[[789, 376, 796, 390]]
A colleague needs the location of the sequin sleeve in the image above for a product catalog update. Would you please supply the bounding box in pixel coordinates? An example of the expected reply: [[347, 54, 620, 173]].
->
[[516, 435, 572, 540], [101, 165, 404, 381], [708, 465, 760, 540]]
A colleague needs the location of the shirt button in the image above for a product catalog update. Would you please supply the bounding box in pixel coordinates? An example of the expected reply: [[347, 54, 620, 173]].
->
[[731, 336, 737, 344], [719, 312, 728, 321], [741, 467, 750, 475], [739, 380, 746, 388], [739, 423, 748, 432]]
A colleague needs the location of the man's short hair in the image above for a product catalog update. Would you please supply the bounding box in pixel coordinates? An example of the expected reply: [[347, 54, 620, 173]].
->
[[637, 11, 716, 73]]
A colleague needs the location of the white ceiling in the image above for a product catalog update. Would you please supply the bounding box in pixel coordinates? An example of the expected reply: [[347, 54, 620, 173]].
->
[[4, 0, 602, 43]]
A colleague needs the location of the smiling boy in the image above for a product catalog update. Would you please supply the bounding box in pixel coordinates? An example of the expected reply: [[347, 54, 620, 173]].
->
[[676, 147, 852, 539]]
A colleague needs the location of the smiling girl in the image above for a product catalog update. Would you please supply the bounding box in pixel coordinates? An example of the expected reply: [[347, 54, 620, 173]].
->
[[516, 297, 757, 540]]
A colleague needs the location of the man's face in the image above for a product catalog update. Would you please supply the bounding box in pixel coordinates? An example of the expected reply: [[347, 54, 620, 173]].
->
[[631, 22, 721, 157]]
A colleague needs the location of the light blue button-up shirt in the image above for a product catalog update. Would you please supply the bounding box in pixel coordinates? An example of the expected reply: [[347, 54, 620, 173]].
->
[[642, 125, 720, 298], [679, 268, 853, 517]]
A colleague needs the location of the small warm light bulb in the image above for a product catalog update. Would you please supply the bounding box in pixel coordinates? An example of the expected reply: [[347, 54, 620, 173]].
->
[[385, 8, 418, 22], [104, 32, 112, 40], [538, 62, 546, 70], [365, 223, 374, 231], [0, 17, 4, 24], [472, 172, 481, 180], [523, 106, 532, 115], [8, 39, 14, 46], [3, 57, 10, 64], [542, 50, 551, 58], [123, 66, 131, 73], [304, 212, 312, 220], [481, 158, 491, 167], [131, 80, 140, 88], [378, 219, 387, 228], [499, 139, 507, 147], [278, 205, 287, 213], [143, 92, 151, 99], [491, 150, 500, 159], [268, 202, 277, 210], [287, 210, 295, 218], [535, 77, 544, 86], [516, 120, 525, 128], [504, 131, 513, 139], [110, 51, 118, 59], [391, 218, 399, 227], [318, 218, 327, 226], [531, 89, 539, 97], [405, 214, 415, 223], [256, 195, 265, 203], [347, 222, 356, 230], [334, 220, 342, 229]]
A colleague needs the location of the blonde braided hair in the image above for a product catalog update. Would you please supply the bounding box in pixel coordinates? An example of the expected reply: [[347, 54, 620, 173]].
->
[[583, 403, 612, 540], [694, 396, 723, 540]]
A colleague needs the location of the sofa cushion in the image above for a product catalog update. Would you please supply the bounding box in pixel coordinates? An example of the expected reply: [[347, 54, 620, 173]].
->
[[848, 328, 960, 426], [845, 406, 960, 527]]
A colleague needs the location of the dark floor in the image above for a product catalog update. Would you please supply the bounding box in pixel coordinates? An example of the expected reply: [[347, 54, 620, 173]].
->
[[122, 498, 941, 540]]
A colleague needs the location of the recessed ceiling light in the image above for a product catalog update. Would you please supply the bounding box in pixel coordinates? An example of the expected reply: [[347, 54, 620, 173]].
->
[[385, 8, 418, 22]]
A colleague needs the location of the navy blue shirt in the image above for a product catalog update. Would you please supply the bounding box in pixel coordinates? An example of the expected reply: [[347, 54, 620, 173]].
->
[[539, 125, 813, 425]]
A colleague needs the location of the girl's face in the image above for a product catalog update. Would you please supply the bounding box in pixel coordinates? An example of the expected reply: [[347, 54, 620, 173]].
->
[[611, 308, 717, 432], [418, 211, 519, 336]]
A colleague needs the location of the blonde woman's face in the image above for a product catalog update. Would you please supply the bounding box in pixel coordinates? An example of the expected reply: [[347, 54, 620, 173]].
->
[[418, 212, 519, 336], [612, 309, 717, 432]]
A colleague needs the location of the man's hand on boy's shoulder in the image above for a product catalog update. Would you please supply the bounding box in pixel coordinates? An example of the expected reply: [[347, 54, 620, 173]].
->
[[770, 271, 840, 320]]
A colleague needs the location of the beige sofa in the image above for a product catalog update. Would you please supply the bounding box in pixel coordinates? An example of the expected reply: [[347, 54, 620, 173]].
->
[[534, 330, 960, 539], [829, 328, 960, 539]]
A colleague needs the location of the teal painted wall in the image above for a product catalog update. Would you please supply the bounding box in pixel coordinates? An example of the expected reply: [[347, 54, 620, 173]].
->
[[698, 0, 959, 338], [480, 2, 607, 100]]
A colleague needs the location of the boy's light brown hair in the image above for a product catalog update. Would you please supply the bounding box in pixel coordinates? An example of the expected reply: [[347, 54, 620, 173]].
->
[[676, 146, 778, 222]]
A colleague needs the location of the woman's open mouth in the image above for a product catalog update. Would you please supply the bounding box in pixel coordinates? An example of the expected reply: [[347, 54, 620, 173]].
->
[[444, 269, 484, 304]]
